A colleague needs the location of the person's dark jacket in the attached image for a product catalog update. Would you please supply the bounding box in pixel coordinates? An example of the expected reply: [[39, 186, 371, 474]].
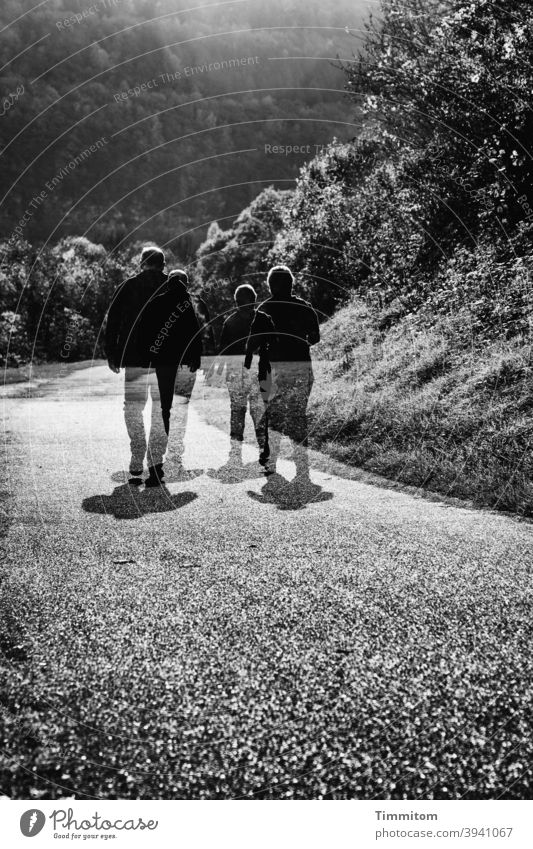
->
[[219, 306, 256, 355], [105, 268, 167, 368], [244, 309, 276, 381], [144, 280, 203, 369], [252, 295, 320, 362]]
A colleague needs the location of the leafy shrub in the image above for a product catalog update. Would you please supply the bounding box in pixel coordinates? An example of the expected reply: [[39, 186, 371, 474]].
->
[[0, 311, 30, 366]]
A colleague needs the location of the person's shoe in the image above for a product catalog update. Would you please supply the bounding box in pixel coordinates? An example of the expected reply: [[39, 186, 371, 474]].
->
[[173, 464, 202, 482], [263, 460, 276, 476], [145, 464, 164, 487], [128, 474, 143, 486], [258, 448, 270, 467]]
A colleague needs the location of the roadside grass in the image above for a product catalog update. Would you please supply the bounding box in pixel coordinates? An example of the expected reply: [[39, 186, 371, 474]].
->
[[1, 360, 98, 387], [309, 301, 533, 516]]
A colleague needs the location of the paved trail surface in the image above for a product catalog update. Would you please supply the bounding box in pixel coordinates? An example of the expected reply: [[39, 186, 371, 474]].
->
[[1, 364, 531, 799]]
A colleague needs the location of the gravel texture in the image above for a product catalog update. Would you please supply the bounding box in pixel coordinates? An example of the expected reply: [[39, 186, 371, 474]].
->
[[0, 364, 531, 799]]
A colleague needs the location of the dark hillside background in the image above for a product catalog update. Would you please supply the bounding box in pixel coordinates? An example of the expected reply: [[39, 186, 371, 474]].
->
[[0, 0, 369, 251]]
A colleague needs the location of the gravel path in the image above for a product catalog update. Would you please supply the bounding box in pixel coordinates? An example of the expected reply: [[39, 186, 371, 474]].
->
[[1, 364, 531, 799]]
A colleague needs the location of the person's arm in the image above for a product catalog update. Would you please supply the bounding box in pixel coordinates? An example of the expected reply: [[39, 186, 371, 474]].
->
[[244, 312, 260, 368], [105, 281, 127, 372], [306, 303, 320, 346], [218, 320, 229, 354], [217, 321, 231, 372], [244, 311, 274, 368], [179, 297, 202, 372], [188, 301, 203, 371]]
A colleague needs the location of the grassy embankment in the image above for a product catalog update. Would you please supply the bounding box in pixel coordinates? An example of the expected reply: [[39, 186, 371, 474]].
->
[[309, 299, 533, 516]]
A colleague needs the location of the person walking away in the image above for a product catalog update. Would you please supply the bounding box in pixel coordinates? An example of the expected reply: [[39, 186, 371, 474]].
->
[[218, 284, 268, 468], [105, 246, 169, 485], [245, 265, 320, 482], [144, 269, 202, 483]]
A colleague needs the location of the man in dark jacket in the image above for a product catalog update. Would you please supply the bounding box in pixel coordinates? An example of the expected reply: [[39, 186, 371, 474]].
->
[[145, 269, 202, 477], [245, 265, 320, 480], [218, 284, 268, 466], [106, 246, 170, 485]]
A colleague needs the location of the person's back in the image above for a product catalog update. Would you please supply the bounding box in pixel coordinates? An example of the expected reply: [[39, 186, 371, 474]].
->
[[219, 307, 256, 356], [105, 246, 172, 486], [106, 264, 167, 369], [217, 284, 268, 469], [143, 269, 203, 465], [245, 265, 320, 479], [144, 276, 202, 369], [256, 282, 319, 363]]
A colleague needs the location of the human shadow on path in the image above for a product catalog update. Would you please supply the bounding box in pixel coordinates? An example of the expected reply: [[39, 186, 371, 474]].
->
[[111, 465, 203, 485], [247, 472, 333, 511], [82, 484, 197, 520], [207, 460, 264, 484]]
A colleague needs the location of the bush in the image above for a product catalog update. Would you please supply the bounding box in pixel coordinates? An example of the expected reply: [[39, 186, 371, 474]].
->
[[0, 237, 129, 363], [0, 311, 30, 366]]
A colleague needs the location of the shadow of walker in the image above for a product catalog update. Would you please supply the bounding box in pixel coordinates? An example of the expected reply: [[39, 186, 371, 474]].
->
[[82, 484, 197, 520], [207, 459, 265, 484], [247, 473, 333, 511], [110, 465, 203, 485]]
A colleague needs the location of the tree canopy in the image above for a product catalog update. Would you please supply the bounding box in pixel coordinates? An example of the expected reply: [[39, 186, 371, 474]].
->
[[0, 0, 367, 252]]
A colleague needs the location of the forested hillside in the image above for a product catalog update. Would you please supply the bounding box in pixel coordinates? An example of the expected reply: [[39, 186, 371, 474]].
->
[[0, 0, 367, 250]]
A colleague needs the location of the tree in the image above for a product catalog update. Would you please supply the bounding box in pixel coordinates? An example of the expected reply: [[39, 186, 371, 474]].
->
[[193, 188, 292, 328]]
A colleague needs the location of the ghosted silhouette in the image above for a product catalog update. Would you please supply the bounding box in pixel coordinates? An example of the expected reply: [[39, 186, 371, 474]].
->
[[148, 269, 202, 474], [105, 247, 170, 481], [208, 459, 264, 484], [153, 461, 203, 484], [245, 265, 321, 484], [211, 283, 268, 471], [247, 472, 333, 511], [105, 250, 202, 488], [82, 484, 197, 520]]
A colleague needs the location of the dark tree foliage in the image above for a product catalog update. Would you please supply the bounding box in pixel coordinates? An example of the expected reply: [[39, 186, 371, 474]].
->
[[0, 0, 365, 252], [264, 0, 533, 334], [4, 1, 533, 364], [192, 186, 292, 330], [0, 237, 125, 364]]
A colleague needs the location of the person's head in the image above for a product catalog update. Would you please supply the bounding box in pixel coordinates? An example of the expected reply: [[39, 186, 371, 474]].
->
[[267, 265, 293, 298], [140, 246, 165, 270], [168, 269, 190, 299], [234, 283, 256, 307], [168, 268, 189, 287]]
